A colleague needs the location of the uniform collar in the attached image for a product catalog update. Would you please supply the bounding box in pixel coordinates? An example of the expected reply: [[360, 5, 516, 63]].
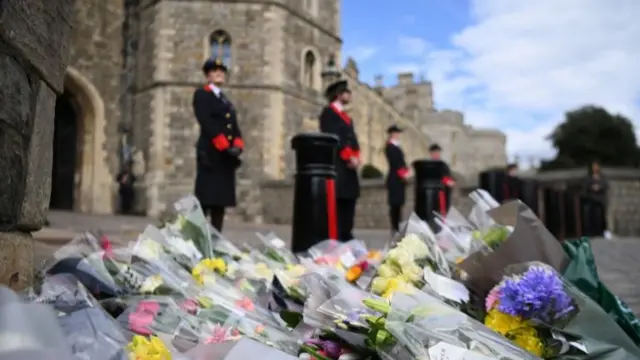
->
[[330, 101, 343, 112], [208, 83, 222, 97]]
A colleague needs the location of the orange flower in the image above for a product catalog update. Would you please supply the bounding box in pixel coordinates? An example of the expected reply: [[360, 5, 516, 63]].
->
[[367, 250, 382, 261], [346, 265, 363, 282]]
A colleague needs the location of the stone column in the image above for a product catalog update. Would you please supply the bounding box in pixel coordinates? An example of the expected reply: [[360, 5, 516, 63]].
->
[[0, 1, 75, 289]]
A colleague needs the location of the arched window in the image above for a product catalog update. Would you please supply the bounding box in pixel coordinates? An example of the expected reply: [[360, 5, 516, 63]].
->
[[209, 30, 232, 65], [302, 50, 317, 89]]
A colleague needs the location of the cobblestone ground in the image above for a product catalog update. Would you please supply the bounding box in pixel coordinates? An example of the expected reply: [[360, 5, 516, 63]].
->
[[35, 211, 640, 314]]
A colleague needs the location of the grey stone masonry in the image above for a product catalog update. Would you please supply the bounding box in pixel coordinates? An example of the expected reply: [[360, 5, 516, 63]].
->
[[0, 0, 75, 289]]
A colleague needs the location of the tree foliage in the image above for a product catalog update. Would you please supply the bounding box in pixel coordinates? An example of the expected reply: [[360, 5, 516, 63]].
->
[[539, 105, 638, 171]]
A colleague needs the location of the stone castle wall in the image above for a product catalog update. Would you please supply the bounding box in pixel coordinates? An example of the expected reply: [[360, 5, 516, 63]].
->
[[59, 0, 508, 222]]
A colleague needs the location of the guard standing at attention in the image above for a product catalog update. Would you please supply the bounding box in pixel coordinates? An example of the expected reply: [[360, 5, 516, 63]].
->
[[503, 163, 520, 200], [319, 79, 360, 241], [193, 58, 244, 232], [384, 125, 409, 234], [428, 143, 455, 215]]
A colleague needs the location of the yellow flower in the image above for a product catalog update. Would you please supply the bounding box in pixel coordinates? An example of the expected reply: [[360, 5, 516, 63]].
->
[[127, 335, 171, 360], [192, 258, 227, 284], [484, 308, 544, 357]]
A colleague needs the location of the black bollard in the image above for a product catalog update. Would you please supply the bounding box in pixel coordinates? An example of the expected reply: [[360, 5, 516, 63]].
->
[[479, 169, 507, 203], [413, 160, 450, 226], [290, 133, 339, 253]]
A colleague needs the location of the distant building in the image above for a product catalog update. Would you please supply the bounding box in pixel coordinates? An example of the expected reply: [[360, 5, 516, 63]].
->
[[51, 0, 506, 221]]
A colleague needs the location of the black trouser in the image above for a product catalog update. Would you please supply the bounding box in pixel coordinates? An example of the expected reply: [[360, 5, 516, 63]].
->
[[389, 205, 402, 233], [119, 187, 134, 214], [337, 198, 357, 241], [204, 206, 225, 232], [583, 200, 606, 237]]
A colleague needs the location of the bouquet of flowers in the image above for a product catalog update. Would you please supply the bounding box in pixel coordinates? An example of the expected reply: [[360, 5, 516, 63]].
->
[[484, 262, 640, 359], [370, 215, 449, 299], [458, 200, 570, 296], [381, 289, 540, 360]]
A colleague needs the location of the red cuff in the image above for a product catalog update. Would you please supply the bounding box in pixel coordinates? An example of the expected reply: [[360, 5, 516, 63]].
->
[[339, 147, 353, 161], [442, 176, 455, 186], [352, 149, 360, 159], [397, 167, 409, 179], [233, 137, 244, 149], [212, 134, 230, 151]]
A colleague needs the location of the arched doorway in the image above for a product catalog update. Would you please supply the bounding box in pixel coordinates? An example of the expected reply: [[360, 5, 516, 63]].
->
[[47, 67, 114, 213], [50, 91, 82, 210]]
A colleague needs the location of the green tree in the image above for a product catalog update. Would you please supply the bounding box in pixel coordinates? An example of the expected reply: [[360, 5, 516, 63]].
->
[[539, 105, 638, 171]]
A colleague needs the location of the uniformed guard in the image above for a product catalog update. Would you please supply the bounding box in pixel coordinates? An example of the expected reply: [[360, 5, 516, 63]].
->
[[193, 58, 244, 232], [428, 143, 455, 214], [319, 79, 360, 241], [384, 125, 409, 234], [503, 163, 520, 200]]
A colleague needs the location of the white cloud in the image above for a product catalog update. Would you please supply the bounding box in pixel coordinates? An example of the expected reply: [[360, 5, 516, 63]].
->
[[345, 46, 378, 62], [414, 0, 640, 158], [398, 36, 430, 56]]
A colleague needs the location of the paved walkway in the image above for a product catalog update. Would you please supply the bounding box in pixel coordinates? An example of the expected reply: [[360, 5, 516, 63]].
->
[[35, 211, 640, 314]]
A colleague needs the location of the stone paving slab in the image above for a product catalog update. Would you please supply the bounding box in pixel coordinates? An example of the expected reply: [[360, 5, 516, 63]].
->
[[36, 211, 640, 315]]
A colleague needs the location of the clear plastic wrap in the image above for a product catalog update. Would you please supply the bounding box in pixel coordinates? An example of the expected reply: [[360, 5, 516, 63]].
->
[[24, 274, 129, 360], [256, 231, 297, 265], [167, 195, 213, 259], [383, 290, 540, 360], [0, 284, 74, 359]]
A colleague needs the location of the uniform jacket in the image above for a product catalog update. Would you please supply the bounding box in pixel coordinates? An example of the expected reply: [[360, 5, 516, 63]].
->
[[384, 141, 409, 206], [503, 175, 521, 200], [193, 84, 244, 207], [319, 103, 360, 200]]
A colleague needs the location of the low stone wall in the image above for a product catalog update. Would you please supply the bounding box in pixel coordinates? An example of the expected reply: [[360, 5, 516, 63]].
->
[[261, 179, 474, 229]]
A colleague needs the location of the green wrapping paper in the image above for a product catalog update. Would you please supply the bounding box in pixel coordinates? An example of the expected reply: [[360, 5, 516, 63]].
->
[[562, 238, 640, 347]]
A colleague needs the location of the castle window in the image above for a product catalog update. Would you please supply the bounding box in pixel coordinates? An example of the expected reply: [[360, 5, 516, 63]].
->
[[302, 50, 319, 90], [209, 30, 232, 65]]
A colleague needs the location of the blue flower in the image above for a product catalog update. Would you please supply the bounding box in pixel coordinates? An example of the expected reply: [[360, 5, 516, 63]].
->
[[497, 266, 574, 323]]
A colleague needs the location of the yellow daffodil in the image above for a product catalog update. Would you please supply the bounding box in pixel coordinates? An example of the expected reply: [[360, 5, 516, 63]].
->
[[127, 335, 171, 360], [192, 258, 226, 285], [485, 308, 544, 357]]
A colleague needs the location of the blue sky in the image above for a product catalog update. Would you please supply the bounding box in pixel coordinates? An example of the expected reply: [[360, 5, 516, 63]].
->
[[339, 1, 640, 162], [342, 0, 470, 85]]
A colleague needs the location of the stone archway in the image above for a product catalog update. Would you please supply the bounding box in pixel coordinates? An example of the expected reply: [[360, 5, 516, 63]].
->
[[59, 67, 113, 214]]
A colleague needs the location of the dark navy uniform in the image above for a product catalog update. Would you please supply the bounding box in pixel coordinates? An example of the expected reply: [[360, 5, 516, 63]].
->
[[384, 125, 409, 232], [193, 59, 244, 231], [428, 143, 455, 216], [319, 80, 360, 241], [503, 164, 521, 200]]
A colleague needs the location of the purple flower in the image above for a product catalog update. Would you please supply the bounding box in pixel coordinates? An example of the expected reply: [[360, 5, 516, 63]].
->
[[306, 339, 342, 359], [497, 266, 574, 323]]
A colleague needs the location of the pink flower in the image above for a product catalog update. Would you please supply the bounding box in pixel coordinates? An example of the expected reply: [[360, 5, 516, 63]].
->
[[485, 286, 501, 311], [235, 296, 255, 312], [128, 311, 154, 335], [180, 299, 199, 314], [205, 325, 231, 344]]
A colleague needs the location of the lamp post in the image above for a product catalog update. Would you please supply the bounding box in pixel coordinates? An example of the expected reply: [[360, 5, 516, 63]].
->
[[321, 54, 341, 88]]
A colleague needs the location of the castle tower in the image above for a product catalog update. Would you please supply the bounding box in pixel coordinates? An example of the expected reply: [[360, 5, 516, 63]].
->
[[129, 0, 341, 217]]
